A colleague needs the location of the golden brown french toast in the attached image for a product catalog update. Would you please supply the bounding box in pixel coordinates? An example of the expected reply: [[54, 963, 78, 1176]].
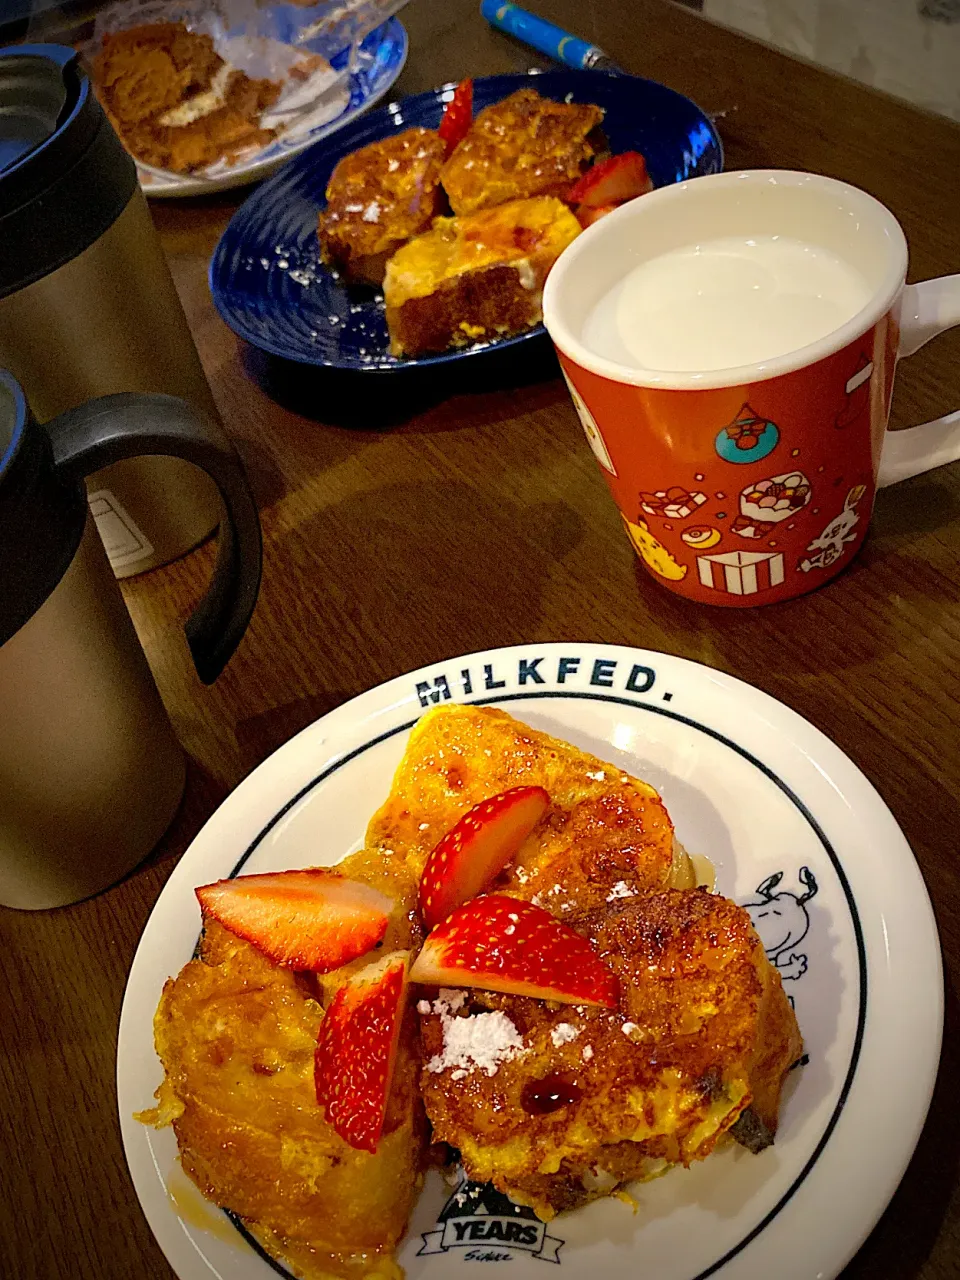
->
[[418, 890, 802, 1220], [139, 895, 425, 1280], [317, 128, 447, 285], [139, 700, 802, 1270], [441, 88, 604, 216], [382, 196, 580, 358], [90, 23, 281, 173], [360, 703, 694, 902]]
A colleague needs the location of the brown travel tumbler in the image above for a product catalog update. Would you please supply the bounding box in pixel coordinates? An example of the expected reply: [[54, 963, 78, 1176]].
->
[[0, 42, 222, 577], [0, 370, 262, 910]]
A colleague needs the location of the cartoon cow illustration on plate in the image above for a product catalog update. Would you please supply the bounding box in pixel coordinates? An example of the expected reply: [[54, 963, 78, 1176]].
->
[[743, 867, 818, 980]]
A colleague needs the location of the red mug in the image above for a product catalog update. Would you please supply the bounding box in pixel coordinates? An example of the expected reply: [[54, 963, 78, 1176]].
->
[[543, 170, 960, 605]]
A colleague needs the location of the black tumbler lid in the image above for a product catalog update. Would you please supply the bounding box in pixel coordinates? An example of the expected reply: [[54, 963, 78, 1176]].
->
[[0, 44, 138, 300], [0, 369, 87, 647], [0, 44, 68, 173]]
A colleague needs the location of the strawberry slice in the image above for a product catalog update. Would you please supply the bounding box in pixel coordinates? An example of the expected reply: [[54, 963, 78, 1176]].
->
[[314, 950, 409, 1152], [576, 202, 620, 229], [409, 895, 618, 1007], [438, 77, 473, 156], [419, 786, 549, 930], [195, 870, 392, 972], [568, 151, 653, 208]]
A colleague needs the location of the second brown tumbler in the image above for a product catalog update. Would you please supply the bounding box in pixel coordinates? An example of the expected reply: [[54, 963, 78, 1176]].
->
[[0, 41, 223, 578]]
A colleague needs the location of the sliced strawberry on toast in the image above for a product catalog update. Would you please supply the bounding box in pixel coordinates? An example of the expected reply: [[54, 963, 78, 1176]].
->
[[439, 76, 473, 156], [409, 894, 618, 1007], [314, 950, 410, 1152], [418, 786, 549, 929], [568, 150, 653, 208], [576, 202, 620, 229], [195, 870, 392, 972]]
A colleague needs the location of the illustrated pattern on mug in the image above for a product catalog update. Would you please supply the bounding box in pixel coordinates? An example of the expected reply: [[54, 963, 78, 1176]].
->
[[732, 471, 812, 539], [621, 516, 688, 581], [639, 486, 707, 520], [714, 404, 780, 464], [800, 485, 867, 574], [681, 525, 721, 549], [697, 548, 785, 597], [835, 354, 874, 431], [561, 370, 617, 475], [557, 315, 896, 605]]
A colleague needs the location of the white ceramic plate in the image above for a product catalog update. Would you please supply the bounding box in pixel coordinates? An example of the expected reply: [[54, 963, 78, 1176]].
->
[[118, 643, 942, 1280], [137, 19, 407, 198]]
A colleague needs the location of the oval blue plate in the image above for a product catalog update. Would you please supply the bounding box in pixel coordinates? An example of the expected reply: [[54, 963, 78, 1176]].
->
[[209, 69, 723, 373]]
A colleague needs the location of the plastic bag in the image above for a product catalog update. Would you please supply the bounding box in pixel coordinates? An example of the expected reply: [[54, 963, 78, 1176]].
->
[[91, 1, 341, 81], [92, 1, 409, 68], [265, 2, 412, 60], [84, 0, 366, 173]]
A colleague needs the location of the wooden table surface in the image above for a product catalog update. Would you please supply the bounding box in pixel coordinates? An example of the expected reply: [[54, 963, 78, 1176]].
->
[[3, 2, 960, 1277]]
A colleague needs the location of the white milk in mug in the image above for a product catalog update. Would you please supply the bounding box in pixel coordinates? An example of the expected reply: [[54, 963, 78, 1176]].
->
[[582, 235, 873, 373]]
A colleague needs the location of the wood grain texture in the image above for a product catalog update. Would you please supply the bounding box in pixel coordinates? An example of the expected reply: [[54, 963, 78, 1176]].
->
[[1, 3, 958, 1277]]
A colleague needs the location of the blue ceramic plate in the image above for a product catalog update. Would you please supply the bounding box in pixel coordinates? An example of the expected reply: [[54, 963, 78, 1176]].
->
[[209, 69, 723, 372]]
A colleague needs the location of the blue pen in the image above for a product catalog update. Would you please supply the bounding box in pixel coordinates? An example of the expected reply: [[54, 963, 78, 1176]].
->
[[480, 1, 620, 70]]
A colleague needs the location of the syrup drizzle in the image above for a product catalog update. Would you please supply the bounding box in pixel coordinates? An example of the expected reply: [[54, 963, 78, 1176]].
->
[[521, 1072, 583, 1114]]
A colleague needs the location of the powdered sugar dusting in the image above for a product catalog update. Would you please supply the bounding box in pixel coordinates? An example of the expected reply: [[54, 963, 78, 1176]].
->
[[606, 880, 636, 902], [432, 988, 466, 1015], [550, 1022, 580, 1047], [427, 1009, 526, 1077], [582, 1044, 594, 1061]]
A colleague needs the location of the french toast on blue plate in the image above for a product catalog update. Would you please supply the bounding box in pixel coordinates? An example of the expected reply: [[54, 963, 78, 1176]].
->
[[317, 127, 447, 286], [382, 195, 581, 357], [441, 88, 605, 216]]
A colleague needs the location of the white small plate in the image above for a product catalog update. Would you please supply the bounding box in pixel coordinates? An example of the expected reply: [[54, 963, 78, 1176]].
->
[[118, 643, 942, 1280], [137, 18, 407, 198]]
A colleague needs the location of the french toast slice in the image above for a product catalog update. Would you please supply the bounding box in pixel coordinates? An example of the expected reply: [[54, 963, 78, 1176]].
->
[[383, 196, 580, 358], [441, 88, 605, 216], [317, 127, 447, 286], [360, 703, 696, 907], [139, 866, 426, 1280], [418, 890, 802, 1220], [90, 23, 281, 173]]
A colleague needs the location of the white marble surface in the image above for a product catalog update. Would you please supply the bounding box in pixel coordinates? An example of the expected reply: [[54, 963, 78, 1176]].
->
[[700, 0, 960, 120]]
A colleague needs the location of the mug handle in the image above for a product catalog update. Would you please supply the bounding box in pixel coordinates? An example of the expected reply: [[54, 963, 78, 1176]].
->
[[878, 273, 960, 487], [47, 392, 262, 685]]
